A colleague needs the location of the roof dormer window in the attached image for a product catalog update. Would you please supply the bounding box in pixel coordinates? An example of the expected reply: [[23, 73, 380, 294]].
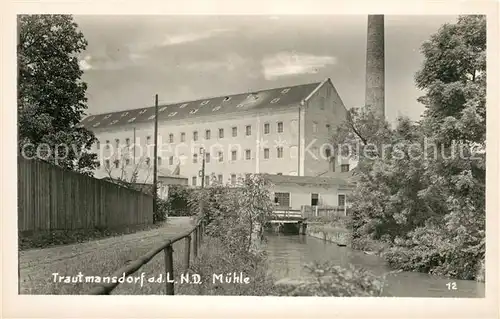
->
[[190, 109, 198, 114], [109, 120, 118, 125], [87, 116, 95, 121], [281, 88, 290, 94], [223, 96, 231, 102], [179, 103, 188, 108], [159, 106, 167, 112], [103, 114, 111, 119], [200, 100, 209, 106], [236, 103, 245, 108], [92, 122, 100, 127], [148, 115, 156, 120], [270, 98, 280, 104], [121, 112, 129, 117], [212, 106, 221, 112], [139, 109, 147, 114], [128, 117, 136, 123], [168, 112, 177, 117]]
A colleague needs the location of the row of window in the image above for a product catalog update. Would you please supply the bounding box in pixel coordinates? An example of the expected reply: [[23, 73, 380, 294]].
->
[[312, 122, 331, 134], [273, 192, 346, 207], [95, 122, 286, 149], [191, 173, 256, 186]]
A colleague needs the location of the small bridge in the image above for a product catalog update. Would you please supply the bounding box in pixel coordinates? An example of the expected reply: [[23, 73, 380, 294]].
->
[[267, 205, 347, 234]]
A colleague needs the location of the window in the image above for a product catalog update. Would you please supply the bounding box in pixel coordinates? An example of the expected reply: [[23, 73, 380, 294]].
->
[[169, 133, 174, 143], [245, 125, 251, 136], [231, 150, 237, 161], [190, 109, 198, 114], [121, 112, 129, 117], [218, 151, 223, 162], [341, 164, 350, 172], [168, 112, 177, 117], [277, 147, 284, 158], [236, 103, 244, 108], [114, 159, 119, 168], [277, 121, 283, 133], [230, 174, 236, 185], [110, 120, 118, 125], [212, 106, 221, 112], [105, 160, 110, 169], [193, 131, 198, 141], [313, 122, 318, 133], [158, 157, 162, 166], [311, 193, 319, 206], [125, 138, 130, 146], [264, 123, 270, 134], [115, 139, 120, 148], [205, 152, 210, 163], [125, 158, 130, 166], [232, 126, 237, 137], [145, 157, 151, 166], [148, 115, 156, 120], [245, 149, 251, 160], [139, 109, 147, 114], [324, 147, 331, 158], [200, 100, 209, 106], [217, 174, 223, 184], [274, 192, 290, 207], [338, 194, 346, 207], [205, 130, 211, 140], [205, 176, 210, 186], [218, 128, 224, 139], [93, 122, 101, 127], [270, 98, 280, 104], [193, 154, 198, 164], [169, 156, 174, 165], [179, 103, 188, 108], [192, 176, 197, 186], [104, 114, 111, 119], [159, 106, 167, 112], [281, 88, 290, 94], [326, 124, 331, 133], [105, 140, 110, 149], [127, 117, 136, 123], [264, 148, 270, 159], [320, 96, 325, 110], [96, 141, 100, 150], [223, 96, 231, 102], [180, 132, 186, 142], [147, 136, 151, 145]]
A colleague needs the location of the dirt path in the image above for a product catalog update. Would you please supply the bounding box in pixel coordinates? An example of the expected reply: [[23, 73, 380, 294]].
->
[[19, 217, 194, 294]]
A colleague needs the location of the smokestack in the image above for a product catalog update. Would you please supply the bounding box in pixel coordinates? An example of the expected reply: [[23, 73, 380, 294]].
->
[[365, 15, 385, 118]]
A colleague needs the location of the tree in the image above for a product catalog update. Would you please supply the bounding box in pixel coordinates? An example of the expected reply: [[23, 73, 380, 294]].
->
[[18, 14, 98, 176], [333, 15, 486, 280]]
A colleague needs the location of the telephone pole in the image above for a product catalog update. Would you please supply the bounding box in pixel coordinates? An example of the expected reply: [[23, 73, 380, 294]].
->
[[199, 147, 206, 188], [153, 94, 159, 223]]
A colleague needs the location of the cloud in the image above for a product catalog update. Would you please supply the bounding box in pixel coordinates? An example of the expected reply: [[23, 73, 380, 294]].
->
[[78, 55, 93, 71], [261, 52, 337, 80], [161, 28, 232, 46], [183, 53, 249, 72]]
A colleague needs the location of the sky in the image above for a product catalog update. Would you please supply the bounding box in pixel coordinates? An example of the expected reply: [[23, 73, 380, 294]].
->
[[74, 15, 458, 124]]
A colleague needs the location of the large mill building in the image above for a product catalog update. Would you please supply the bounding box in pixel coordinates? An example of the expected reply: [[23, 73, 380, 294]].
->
[[80, 78, 350, 186]]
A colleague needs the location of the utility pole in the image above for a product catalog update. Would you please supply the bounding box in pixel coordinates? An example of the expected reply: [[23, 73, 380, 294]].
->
[[153, 94, 159, 223], [199, 147, 206, 188]]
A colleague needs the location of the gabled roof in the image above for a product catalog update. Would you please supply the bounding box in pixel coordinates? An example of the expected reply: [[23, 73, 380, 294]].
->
[[260, 173, 350, 187], [79, 81, 323, 130]]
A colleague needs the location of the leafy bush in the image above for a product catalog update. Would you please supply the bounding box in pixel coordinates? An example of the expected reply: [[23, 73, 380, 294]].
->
[[276, 261, 387, 296]]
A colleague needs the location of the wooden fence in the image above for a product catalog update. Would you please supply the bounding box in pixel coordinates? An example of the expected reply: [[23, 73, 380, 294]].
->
[[90, 205, 206, 295], [18, 157, 153, 232]]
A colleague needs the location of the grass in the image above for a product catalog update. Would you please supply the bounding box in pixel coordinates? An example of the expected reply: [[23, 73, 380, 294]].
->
[[19, 217, 195, 295]]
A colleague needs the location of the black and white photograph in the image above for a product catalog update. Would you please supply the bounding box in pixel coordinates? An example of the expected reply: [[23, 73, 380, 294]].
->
[[2, 0, 499, 317]]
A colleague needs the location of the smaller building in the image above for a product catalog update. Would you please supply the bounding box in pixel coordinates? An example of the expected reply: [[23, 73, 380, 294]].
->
[[260, 174, 353, 211]]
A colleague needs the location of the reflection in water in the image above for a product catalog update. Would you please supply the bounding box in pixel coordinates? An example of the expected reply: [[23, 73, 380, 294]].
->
[[264, 234, 485, 298]]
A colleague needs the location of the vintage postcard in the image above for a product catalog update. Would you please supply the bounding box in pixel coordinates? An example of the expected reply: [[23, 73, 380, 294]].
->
[[1, 0, 498, 318]]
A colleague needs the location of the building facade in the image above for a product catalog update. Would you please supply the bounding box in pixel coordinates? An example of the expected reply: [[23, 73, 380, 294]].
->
[[80, 78, 350, 186]]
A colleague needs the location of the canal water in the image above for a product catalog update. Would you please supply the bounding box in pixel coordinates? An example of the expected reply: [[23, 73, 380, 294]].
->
[[264, 234, 485, 297]]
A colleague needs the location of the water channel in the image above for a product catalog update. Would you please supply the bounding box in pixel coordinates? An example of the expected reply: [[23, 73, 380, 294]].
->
[[264, 233, 485, 297]]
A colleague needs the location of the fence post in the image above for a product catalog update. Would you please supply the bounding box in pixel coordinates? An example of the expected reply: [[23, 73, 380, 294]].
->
[[193, 228, 198, 258], [184, 236, 191, 271], [164, 245, 174, 295]]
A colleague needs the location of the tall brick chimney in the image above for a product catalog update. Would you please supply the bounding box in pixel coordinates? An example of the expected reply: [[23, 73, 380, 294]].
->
[[365, 15, 385, 118]]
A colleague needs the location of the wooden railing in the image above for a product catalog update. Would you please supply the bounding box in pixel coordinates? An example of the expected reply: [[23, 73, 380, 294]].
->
[[89, 206, 206, 295]]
